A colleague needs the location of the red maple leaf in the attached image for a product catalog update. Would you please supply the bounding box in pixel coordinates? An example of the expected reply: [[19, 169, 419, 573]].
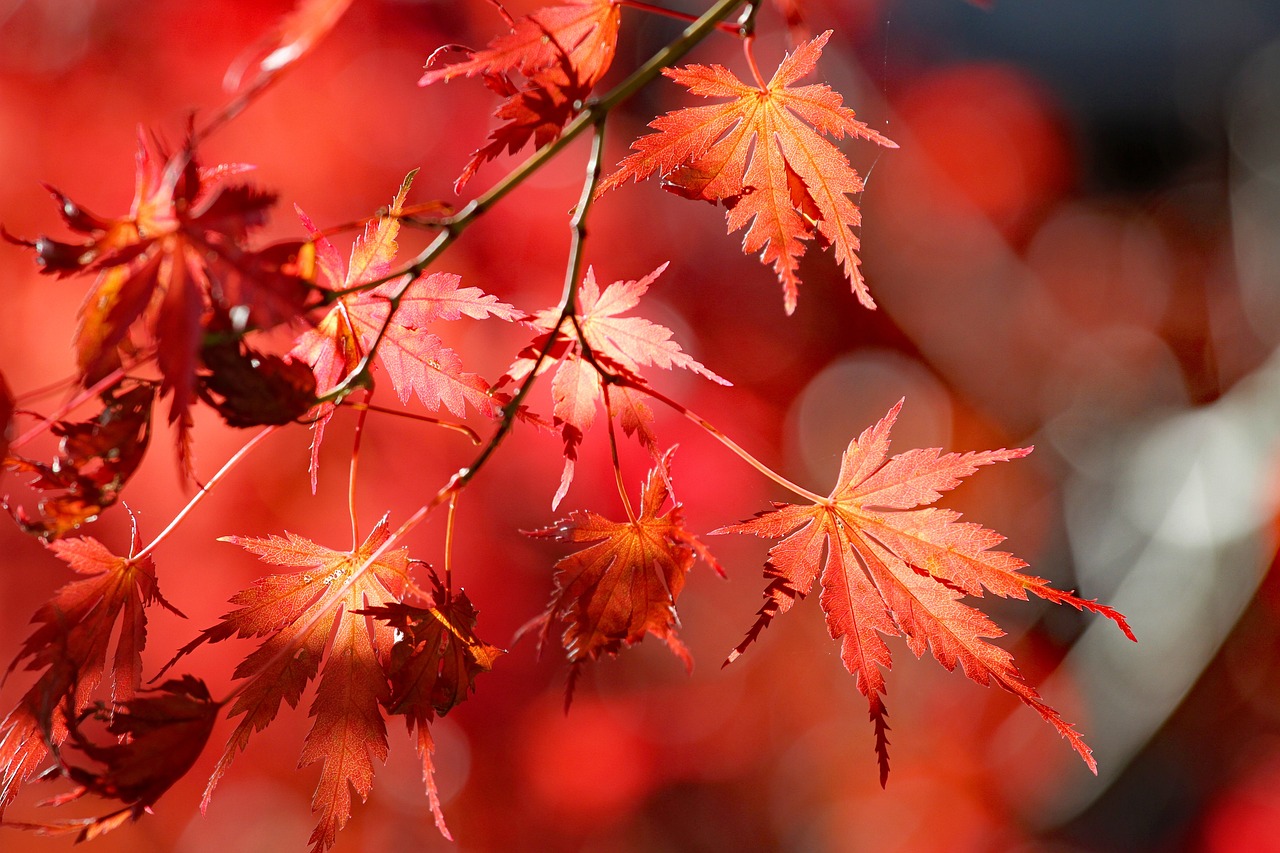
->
[[420, 0, 622, 190], [292, 171, 519, 487], [167, 517, 424, 852], [526, 451, 724, 700], [716, 401, 1135, 784], [0, 516, 181, 815], [358, 568, 503, 839], [197, 335, 317, 428], [6, 134, 311, 468], [501, 263, 728, 507], [5, 676, 219, 843], [3, 382, 155, 540], [598, 31, 897, 314]]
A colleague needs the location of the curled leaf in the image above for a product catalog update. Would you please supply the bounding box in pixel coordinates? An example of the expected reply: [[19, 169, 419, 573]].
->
[[198, 336, 317, 428], [3, 382, 155, 539], [525, 450, 723, 702], [358, 567, 502, 838], [225, 0, 355, 93], [5, 677, 219, 843]]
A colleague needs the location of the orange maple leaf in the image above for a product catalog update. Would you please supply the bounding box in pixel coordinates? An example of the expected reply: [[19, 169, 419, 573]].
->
[[420, 0, 622, 190], [716, 400, 1135, 784], [0, 518, 180, 815], [169, 517, 413, 852], [502, 263, 728, 507], [598, 31, 897, 314], [526, 451, 724, 700]]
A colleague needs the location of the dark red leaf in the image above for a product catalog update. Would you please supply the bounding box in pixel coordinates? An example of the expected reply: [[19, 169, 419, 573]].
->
[[4, 382, 155, 540]]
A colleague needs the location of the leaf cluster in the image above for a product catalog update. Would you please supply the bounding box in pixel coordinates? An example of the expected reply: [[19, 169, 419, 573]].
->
[[0, 0, 1135, 849]]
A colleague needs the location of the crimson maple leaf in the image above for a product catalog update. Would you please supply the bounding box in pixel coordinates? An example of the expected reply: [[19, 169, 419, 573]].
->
[[526, 451, 724, 700], [3, 382, 155, 540], [420, 0, 622, 190], [5, 134, 311, 469], [501, 263, 728, 507], [5, 676, 219, 843], [598, 31, 896, 314], [292, 171, 519, 487], [0, 517, 181, 815], [358, 568, 503, 839], [716, 401, 1134, 784], [167, 517, 427, 852]]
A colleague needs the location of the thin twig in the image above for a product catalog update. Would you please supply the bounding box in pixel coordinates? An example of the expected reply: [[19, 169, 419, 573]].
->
[[11, 367, 129, 450]]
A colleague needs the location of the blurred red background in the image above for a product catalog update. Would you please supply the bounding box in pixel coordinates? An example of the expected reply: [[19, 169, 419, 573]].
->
[[2, 0, 1280, 850]]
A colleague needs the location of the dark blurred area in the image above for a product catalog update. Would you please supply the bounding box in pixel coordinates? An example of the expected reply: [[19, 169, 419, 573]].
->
[[2, 0, 1280, 851]]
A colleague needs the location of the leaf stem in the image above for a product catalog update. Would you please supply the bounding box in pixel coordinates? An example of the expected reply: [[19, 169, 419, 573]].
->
[[11, 374, 79, 405], [342, 401, 481, 444], [743, 34, 768, 89], [601, 384, 637, 523], [622, 377, 831, 507], [348, 391, 371, 549], [444, 492, 458, 597], [11, 366, 129, 450], [193, 74, 284, 146], [134, 426, 279, 562]]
